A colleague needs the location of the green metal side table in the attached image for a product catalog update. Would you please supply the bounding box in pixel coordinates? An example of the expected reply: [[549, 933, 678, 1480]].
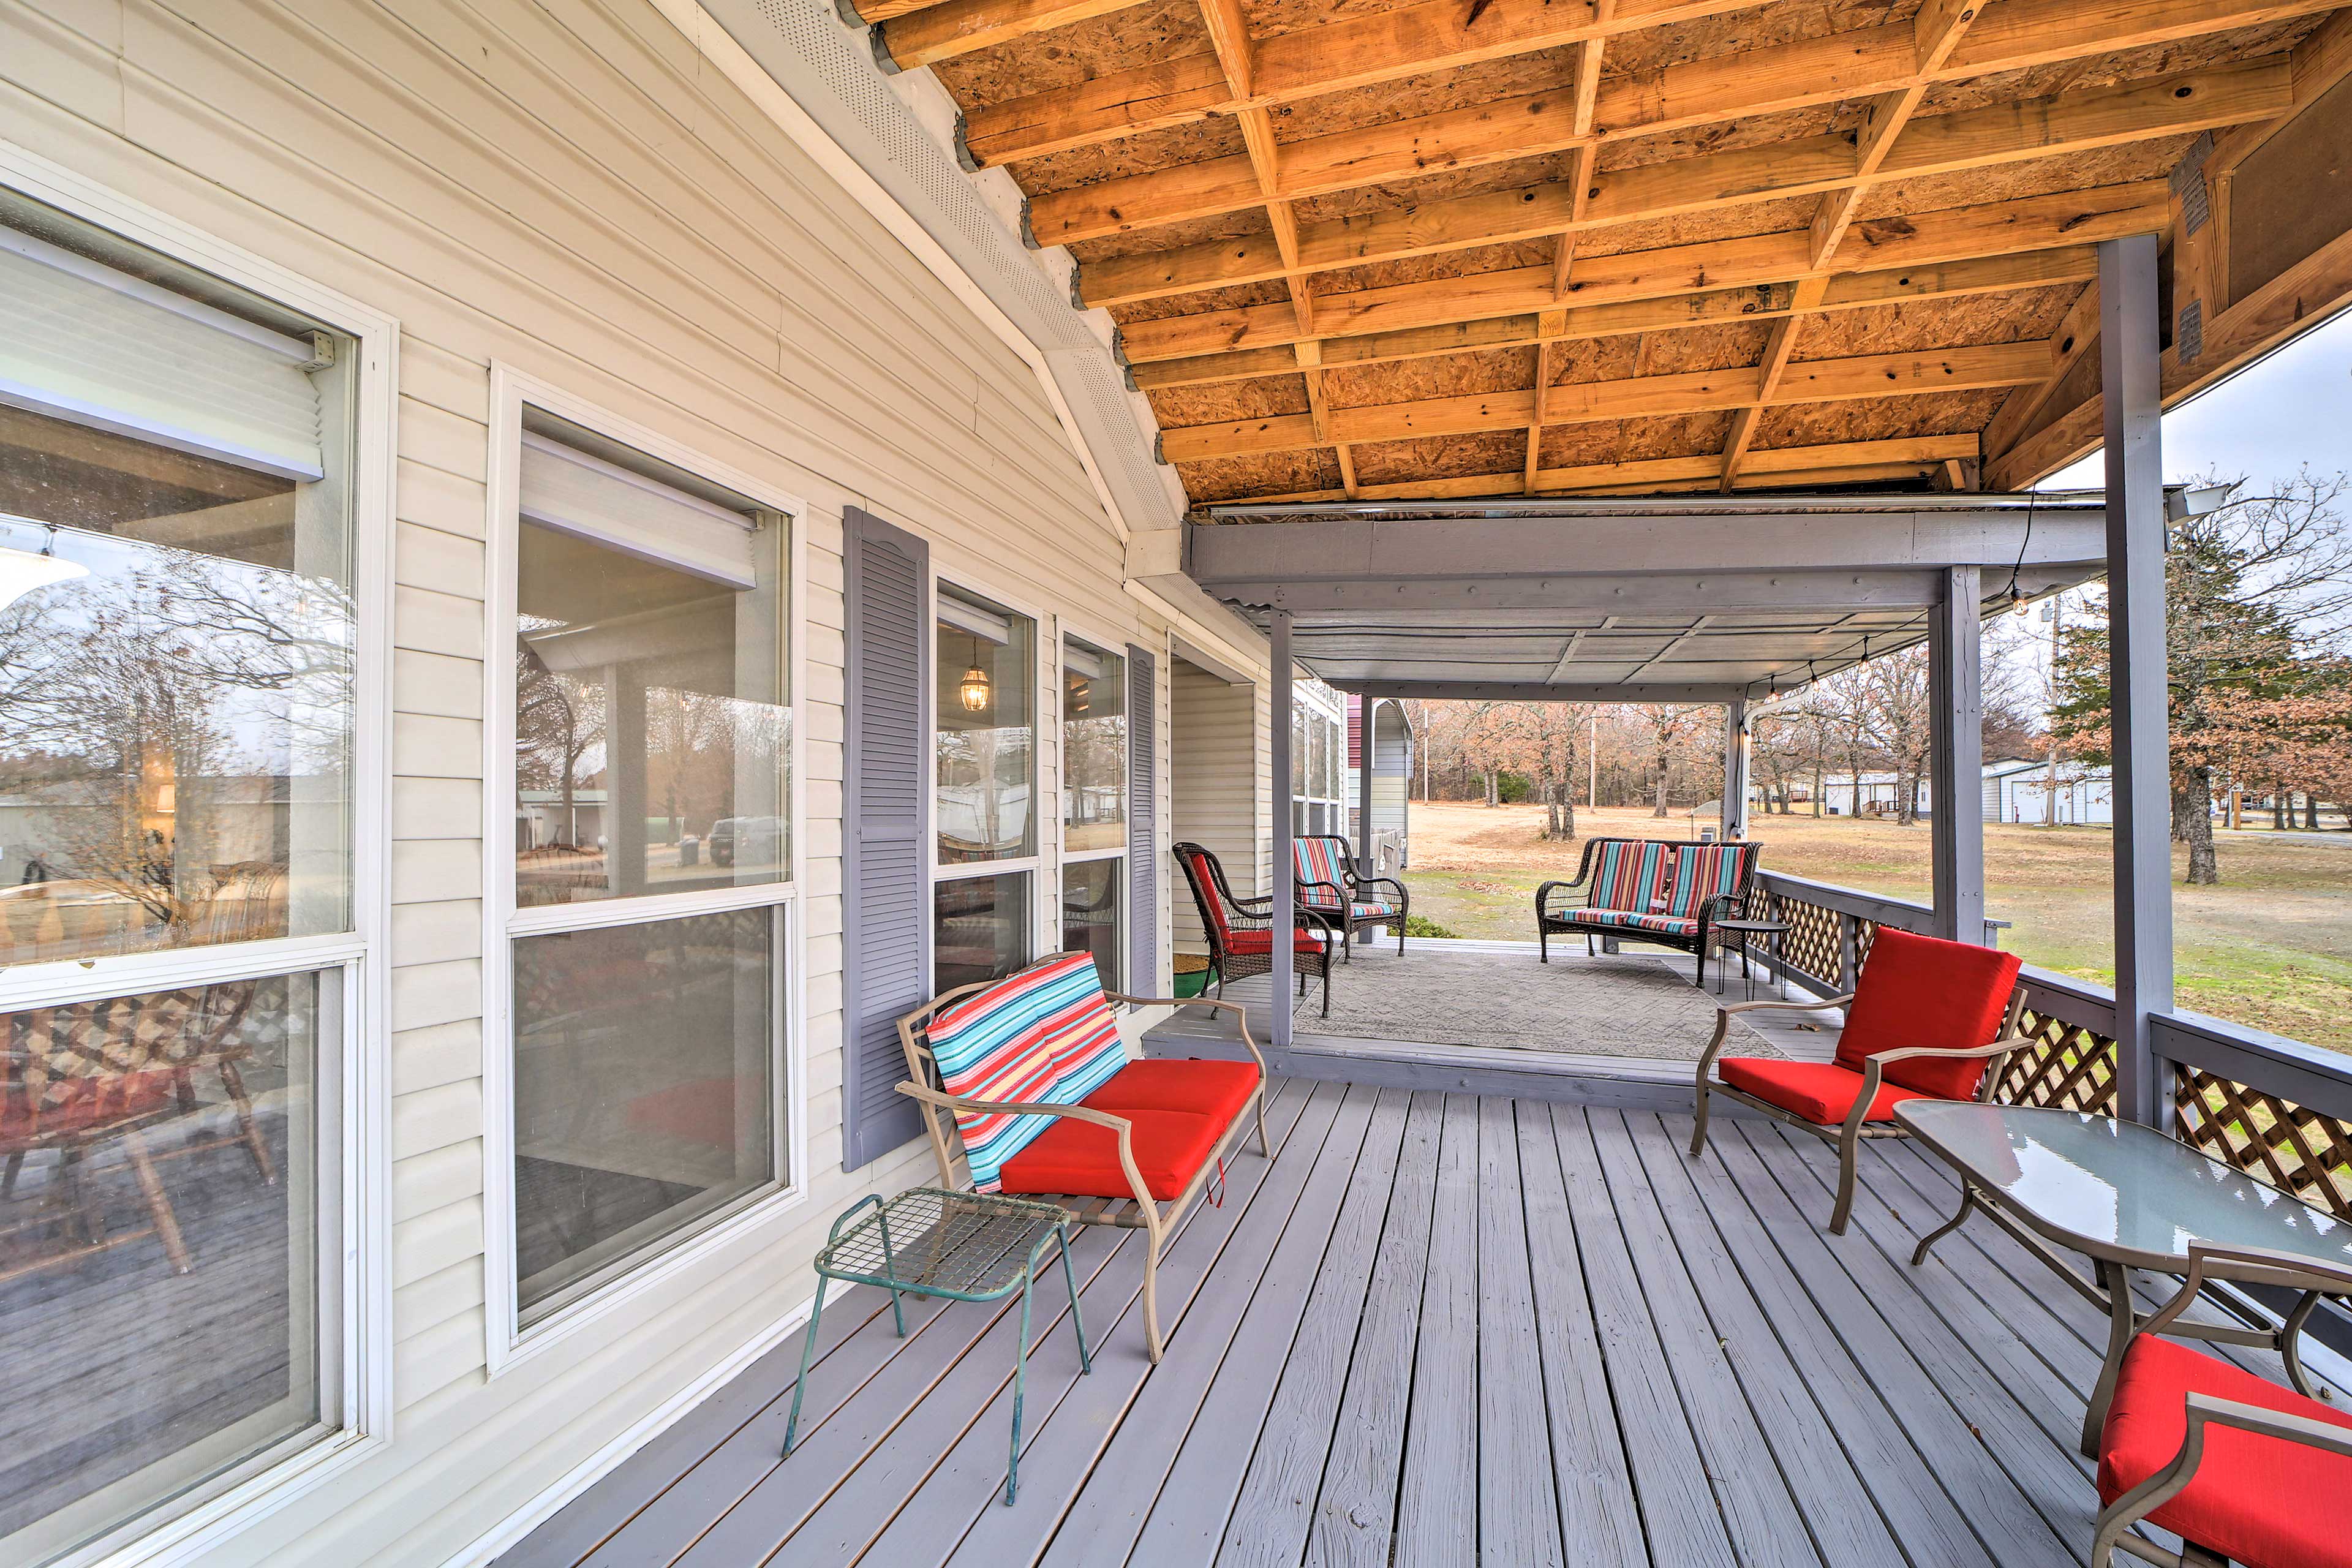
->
[[782, 1186, 1091, 1503]]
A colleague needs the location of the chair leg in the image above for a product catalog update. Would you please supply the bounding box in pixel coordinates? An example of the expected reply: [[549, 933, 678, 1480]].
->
[[1143, 1224, 1164, 1364], [123, 1129, 192, 1274], [1320, 959, 1330, 1017], [1828, 1138, 1859, 1236], [1254, 1093, 1270, 1157], [1540, 930, 1548, 963], [1689, 1084, 1711, 1156], [1, 1150, 22, 1199], [220, 1060, 277, 1186]]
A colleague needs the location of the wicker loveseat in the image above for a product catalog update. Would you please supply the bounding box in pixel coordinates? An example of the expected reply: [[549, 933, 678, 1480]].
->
[[1534, 837, 1762, 983]]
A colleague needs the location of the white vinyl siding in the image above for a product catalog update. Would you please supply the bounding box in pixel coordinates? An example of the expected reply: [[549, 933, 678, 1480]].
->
[[0, 2, 1191, 1564], [1170, 663, 1264, 954]]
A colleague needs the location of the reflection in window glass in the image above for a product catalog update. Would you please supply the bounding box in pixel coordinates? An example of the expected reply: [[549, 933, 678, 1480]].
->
[[1063, 637, 1126, 854], [0, 407, 353, 967], [0, 970, 334, 1566], [512, 908, 776, 1317], [934, 872, 1031, 993], [1061, 858, 1121, 992], [513, 510, 786, 908], [937, 588, 1033, 865]]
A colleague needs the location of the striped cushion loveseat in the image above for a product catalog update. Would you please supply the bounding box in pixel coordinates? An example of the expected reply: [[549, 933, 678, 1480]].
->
[[894, 951, 1269, 1363], [1533, 837, 1763, 982]]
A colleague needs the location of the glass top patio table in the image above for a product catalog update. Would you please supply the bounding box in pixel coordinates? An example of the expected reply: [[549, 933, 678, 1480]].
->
[[1894, 1101, 2352, 1272]]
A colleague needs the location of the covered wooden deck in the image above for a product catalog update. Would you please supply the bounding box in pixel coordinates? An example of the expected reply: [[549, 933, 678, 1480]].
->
[[501, 1073, 2339, 1567]]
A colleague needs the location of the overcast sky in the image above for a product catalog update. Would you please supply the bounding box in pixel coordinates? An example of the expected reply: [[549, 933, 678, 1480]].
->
[[2039, 307, 2352, 489]]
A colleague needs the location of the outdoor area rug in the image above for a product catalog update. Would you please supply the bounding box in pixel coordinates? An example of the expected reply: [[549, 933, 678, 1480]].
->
[[1291, 945, 1783, 1058]]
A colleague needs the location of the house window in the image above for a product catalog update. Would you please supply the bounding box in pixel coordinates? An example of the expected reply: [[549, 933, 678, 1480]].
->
[[0, 207, 362, 1564], [934, 587, 1035, 991], [1061, 636, 1125, 989], [500, 409, 791, 1330], [1289, 697, 1344, 837]]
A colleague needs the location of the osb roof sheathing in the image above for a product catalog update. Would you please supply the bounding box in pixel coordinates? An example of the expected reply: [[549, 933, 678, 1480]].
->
[[883, 0, 2345, 503]]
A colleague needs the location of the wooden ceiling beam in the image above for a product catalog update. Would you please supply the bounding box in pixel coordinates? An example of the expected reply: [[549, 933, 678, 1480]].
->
[[967, 0, 2331, 167], [1123, 184, 2146, 368], [1159, 340, 2051, 463], [1806, 0, 1988, 269], [1717, 316, 1804, 489], [880, 0, 1150, 71], [1073, 53, 2274, 302], [1227, 434, 1982, 504]]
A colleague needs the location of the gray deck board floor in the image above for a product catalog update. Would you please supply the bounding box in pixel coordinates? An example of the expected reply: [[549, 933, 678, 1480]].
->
[[502, 1077, 2345, 1568]]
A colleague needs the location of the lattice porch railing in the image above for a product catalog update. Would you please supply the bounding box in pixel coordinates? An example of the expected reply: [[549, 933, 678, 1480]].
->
[[2174, 1065, 2352, 1223]]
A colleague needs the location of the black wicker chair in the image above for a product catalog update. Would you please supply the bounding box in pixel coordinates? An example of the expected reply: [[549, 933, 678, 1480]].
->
[[1172, 842, 1334, 1016], [1291, 834, 1409, 959]]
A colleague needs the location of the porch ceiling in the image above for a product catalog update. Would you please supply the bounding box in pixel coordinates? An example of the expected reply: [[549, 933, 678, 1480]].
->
[[865, 0, 2351, 503], [1187, 491, 2109, 698]]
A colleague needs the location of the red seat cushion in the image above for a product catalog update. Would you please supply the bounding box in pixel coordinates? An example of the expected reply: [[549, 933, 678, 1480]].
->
[[1834, 927, 2024, 1101], [2099, 1335, 2352, 1568], [1716, 1057, 1924, 1126], [997, 1107, 1224, 1201], [1224, 929, 1325, 956], [1082, 1058, 1260, 1126]]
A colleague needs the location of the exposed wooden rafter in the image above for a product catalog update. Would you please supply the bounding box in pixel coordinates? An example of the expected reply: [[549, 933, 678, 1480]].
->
[[1159, 340, 2051, 464]]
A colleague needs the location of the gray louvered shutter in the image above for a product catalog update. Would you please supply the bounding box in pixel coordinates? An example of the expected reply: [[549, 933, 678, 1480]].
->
[[1126, 643, 1158, 994], [842, 507, 929, 1170]]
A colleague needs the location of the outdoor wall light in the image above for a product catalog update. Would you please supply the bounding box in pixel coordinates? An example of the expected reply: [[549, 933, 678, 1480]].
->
[[960, 663, 992, 713], [0, 536, 88, 611]]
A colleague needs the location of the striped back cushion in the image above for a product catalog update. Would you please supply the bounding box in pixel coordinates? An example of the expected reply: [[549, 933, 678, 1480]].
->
[[928, 952, 1130, 1193], [1662, 843, 1749, 916], [1294, 837, 1348, 910], [1591, 840, 1667, 911]]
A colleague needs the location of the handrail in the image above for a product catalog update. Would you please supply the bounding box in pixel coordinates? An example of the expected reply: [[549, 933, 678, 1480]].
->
[[2155, 1010, 2352, 1126], [1752, 869, 2010, 940]]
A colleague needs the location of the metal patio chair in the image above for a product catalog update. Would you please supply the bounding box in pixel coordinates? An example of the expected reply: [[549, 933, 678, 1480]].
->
[[1689, 925, 2027, 1234], [2091, 1242, 2352, 1567]]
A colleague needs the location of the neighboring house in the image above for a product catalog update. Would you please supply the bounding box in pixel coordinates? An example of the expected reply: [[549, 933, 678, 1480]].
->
[[1986, 760, 2116, 825], [1346, 696, 1414, 872]]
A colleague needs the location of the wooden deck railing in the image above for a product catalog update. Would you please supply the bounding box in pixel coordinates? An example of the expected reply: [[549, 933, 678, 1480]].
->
[[1749, 869, 2352, 1222]]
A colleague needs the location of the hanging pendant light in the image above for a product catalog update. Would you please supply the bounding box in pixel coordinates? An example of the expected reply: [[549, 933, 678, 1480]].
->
[[959, 662, 992, 714], [0, 533, 88, 611]]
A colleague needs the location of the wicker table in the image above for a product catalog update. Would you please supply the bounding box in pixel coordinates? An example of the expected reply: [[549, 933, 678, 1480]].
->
[[782, 1186, 1090, 1503]]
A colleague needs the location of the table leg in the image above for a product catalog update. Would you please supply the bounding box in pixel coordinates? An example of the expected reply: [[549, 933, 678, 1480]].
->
[[2083, 1257, 2138, 1457], [875, 1206, 906, 1337], [1005, 1271, 1035, 1506], [2282, 1288, 2321, 1398], [782, 1278, 829, 1457], [1910, 1185, 1980, 1267], [1058, 1225, 1092, 1374]]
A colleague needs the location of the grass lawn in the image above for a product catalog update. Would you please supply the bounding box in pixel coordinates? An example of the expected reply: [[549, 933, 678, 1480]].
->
[[1398, 802, 2352, 1057]]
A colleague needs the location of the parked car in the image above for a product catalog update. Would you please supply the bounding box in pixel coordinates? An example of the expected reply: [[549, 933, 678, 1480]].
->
[[706, 815, 784, 868]]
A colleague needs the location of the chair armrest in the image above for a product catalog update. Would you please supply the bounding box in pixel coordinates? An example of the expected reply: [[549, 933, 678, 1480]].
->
[[1849, 1037, 2024, 1144], [1294, 878, 1346, 908], [895, 1080, 1133, 1133], [1360, 876, 1409, 902], [2143, 1241, 2352, 1335], [1535, 880, 1575, 916]]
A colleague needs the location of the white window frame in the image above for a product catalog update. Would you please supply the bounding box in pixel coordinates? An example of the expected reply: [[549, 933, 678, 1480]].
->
[[928, 564, 1052, 978], [480, 364, 807, 1376], [1055, 619, 1129, 991], [0, 140, 396, 1568]]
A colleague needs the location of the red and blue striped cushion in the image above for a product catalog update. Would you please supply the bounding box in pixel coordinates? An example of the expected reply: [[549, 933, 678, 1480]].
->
[[1573, 908, 1698, 936], [1591, 840, 1668, 912], [1294, 837, 1349, 910], [1662, 843, 1748, 916], [929, 952, 1130, 1193]]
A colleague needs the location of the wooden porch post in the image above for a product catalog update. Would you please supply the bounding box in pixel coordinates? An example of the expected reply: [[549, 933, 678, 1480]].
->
[[1270, 609, 1295, 1052], [1357, 696, 1376, 874], [1929, 565, 1986, 942], [2101, 233, 2174, 1126], [1721, 696, 1750, 840]]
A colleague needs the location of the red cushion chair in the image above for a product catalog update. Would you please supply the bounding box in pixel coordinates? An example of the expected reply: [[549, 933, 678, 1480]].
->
[[1691, 926, 2026, 1235], [2090, 1245, 2352, 1567], [894, 952, 1273, 1363]]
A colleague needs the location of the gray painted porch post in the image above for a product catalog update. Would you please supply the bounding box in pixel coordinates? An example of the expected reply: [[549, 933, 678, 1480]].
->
[[2101, 232, 2174, 1126], [1721, 696, 1750, 840], [1357, 698, 1376, 873], [1929, 564, 1986, 943], [1270, 611, 1295, 1052]]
